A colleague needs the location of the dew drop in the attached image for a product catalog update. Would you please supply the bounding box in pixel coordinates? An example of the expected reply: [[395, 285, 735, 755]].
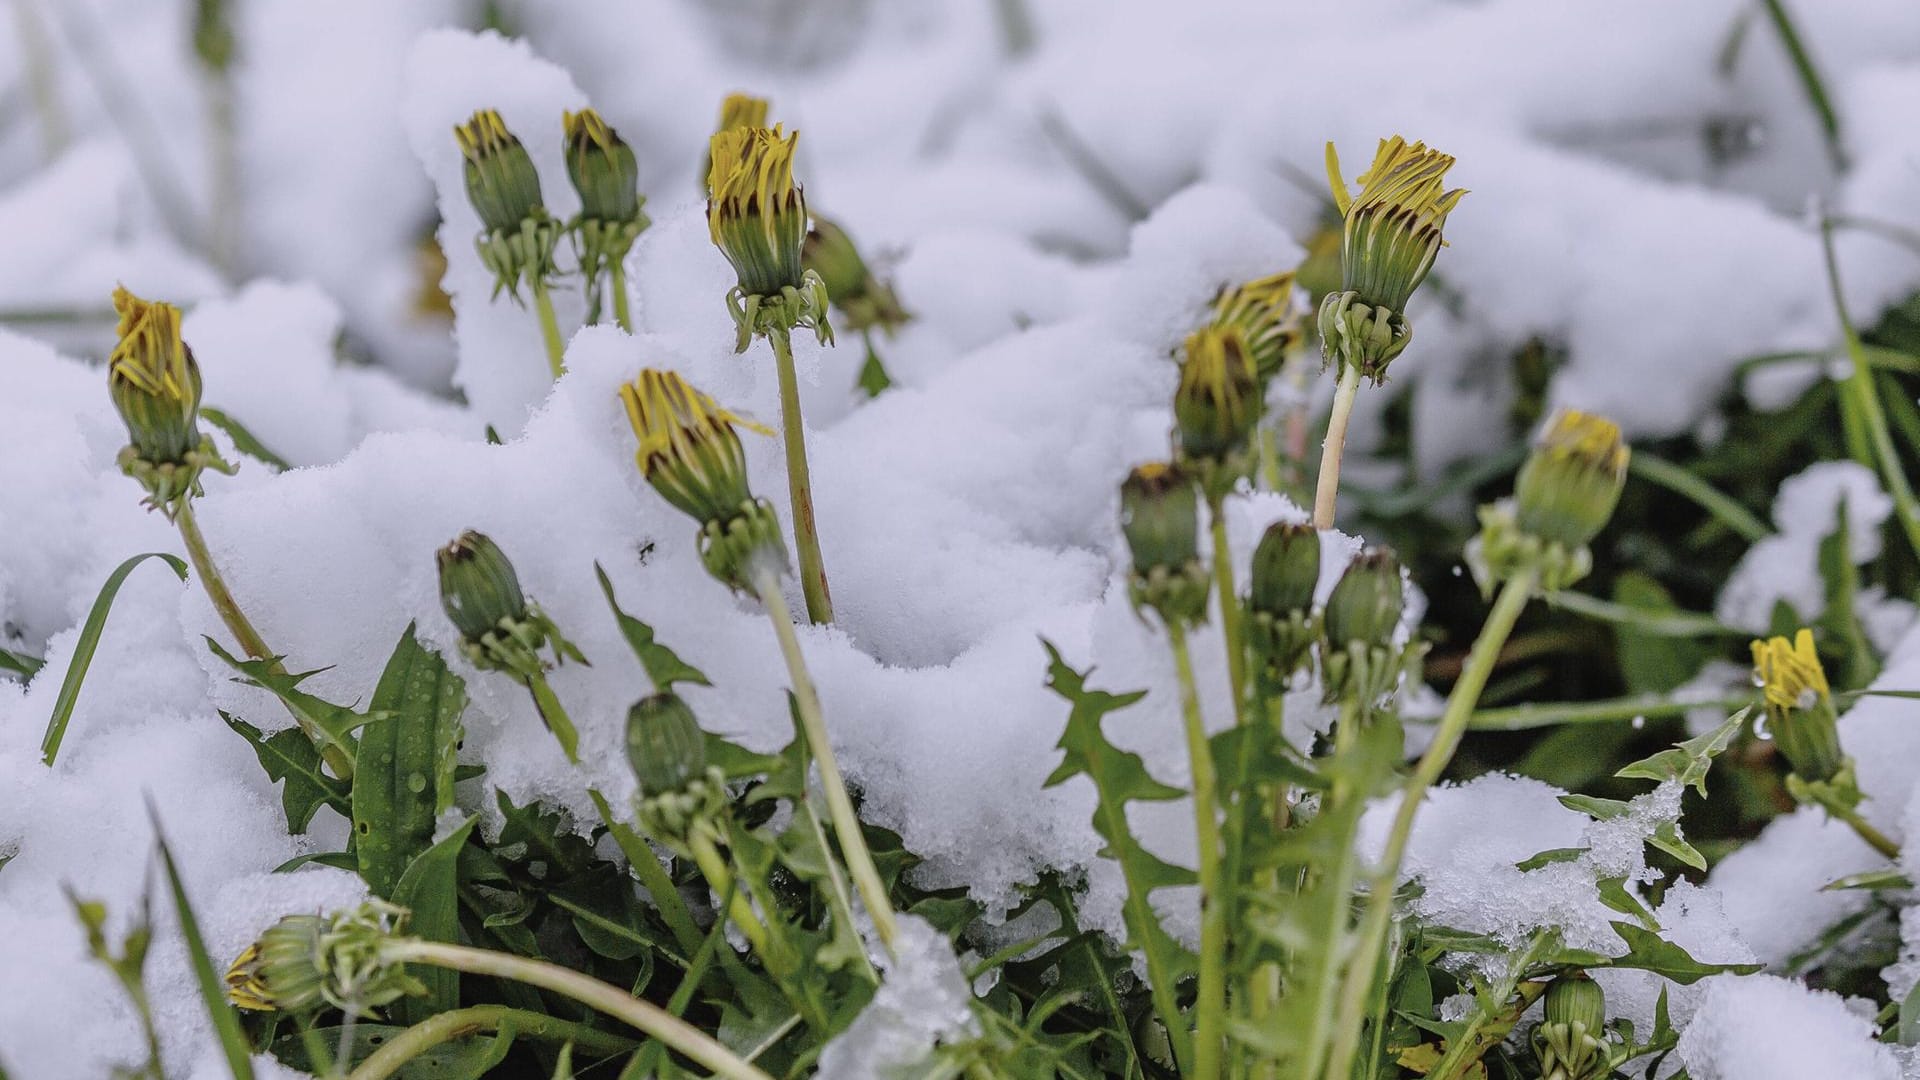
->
[[407, 773, 427, 793], [1631, 715, 1646, 730]]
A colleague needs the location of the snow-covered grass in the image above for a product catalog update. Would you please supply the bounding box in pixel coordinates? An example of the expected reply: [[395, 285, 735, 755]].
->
[[4, 2, 1920, 1078]]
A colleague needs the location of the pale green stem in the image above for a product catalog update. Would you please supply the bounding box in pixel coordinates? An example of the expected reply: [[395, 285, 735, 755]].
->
[[1313, 365, 1363, 529], [611, 261, 633, 333], [383, 940, 775, 1080], [1297, 700, 1364, 1080], [524, 673, 581, 764], [1468, 693, 1751, 732], [12, 0, 68, 161], [1169, 622, 1225, 1080], [687, 828, 771, 955], [1207, 493, 1246, 724], [177, 501, 355, 781], [1802, 786, 1901, 859], [1821, 220, 1920, 564], [586, 788, 705, 960], [532, 280, 566, 379], [1258, 425, 1284, 493], [754, 572, 896, 952], [347, 1005, 632, 1080], [768, 329, 834, 624], [1325, 570, 1536, 1080], [203, 70, 239, 280]]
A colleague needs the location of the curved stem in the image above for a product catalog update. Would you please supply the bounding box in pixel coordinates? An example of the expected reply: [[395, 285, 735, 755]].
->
[[1169, 622, 1224, 1080], [177, 501, 355, 780], [768, 329, 834, 624], [1207, 493, 1246, 724], [347, 1005, 634, 1080], [384, 941, 773, 1080], [586, 788, 705, 959], [1325, 570, 1536, 1079], [1312, 364, 1363, 529], [754, 572, 896, 952], [686, 828, 770, 955], [532, 280, 566, 379], [524, 673, 580, 764], [611, 261, 633, 333], [1821, 220, 1920, 563]]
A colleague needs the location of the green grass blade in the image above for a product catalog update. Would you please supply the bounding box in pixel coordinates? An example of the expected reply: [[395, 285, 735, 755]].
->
[[41, 552, 189, 765], [151, 806, 257, 1080], [1759, 0, 1845, 172], [0, 647, 44, 682], [1627, 452, 1771, 543]]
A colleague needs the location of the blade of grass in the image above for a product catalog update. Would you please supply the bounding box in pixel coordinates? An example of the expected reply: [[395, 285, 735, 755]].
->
[[1546, 591, 1747, 639], [1466, 693, 1752, 732], [1759, 0, 1845, 172], [1627, 451, 1771, 543], [41, 553, 189, 765], [151, 805, 257, 1080], [0, 646, 44, 681]]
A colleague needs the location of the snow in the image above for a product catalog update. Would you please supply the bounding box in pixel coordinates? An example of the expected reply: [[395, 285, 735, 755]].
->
[[1676, 974, 1901, 1080], [816, 914, 978, 1078], [2, 0, 1920, 1072]]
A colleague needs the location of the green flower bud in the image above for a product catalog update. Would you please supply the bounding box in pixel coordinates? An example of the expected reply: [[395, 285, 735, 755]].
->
[[1210, 271, 1304, 384], [804, 215, 910, 335], [1752, 629, 1844, 784], [563, 108, 642, 225], [1120, 463, 1200, 577], [1174, 327, 1261, 465], [226, 903, 421, 1017], [1513, 409, 1629, 549], [108, 286, 204, 467], [626, 692, 708, 795], [1249, 522, 1320, 618], [1543, 973, 1606, 1036], [455, 109, 546, 234], [436, 531, 529, 644], [1323, 547, 1403, 651]]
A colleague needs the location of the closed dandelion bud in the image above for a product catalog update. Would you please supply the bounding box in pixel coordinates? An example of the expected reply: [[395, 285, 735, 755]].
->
[[436, 531, 529, 644], [1752, 629, 1843, 784], [1211, 271, 1305, 384], [456, 109, 546, 234], [109, 287, 203, 466], [626, 692, 708, 795], [1120, 464, 1200, 577], [805, 215, 909, 335], [1174, 327, 1261, 467], [1320, 136, 1465, 382], [226, 903, 421, 1017], [1514, 409, 1628, 549], [564, 109, 642, 225], [1250, 523, 1320, 618], [619, 369, 786, 590], [1543, 973, 1606, 1036], [708, 126, 809, 298], [1323, 547, 1403, 652]]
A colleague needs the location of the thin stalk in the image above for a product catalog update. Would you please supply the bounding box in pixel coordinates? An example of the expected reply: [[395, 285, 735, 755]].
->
[[1207, 493, 1246, 723], [1468, 693, 1751, 732], [1627, 452, 1771, 543], [1258, 426, 1284, 493], [1296, 700, 1365, 1080], [12, 0, 68, 161], [203, 71, 240, 280], [532, 280, 566, 379], [586, 788, 704, 959], [1801, 787, 1901, 860], [382, 941, 774, 1080], [753, 572, 895, 952], [686, 829, 771, 955], [1821, 220, 1920, 564], [1325, 571, 1536, 1080], [768, 329, 834, 624], [611, 261, 633, 332], [1759, 0, 1845, 173], [347, 1005, 633, 1080], [1313, 365, 1363, 528], [1169, 622, 1225, 1080], [524, 673, 581, 764], [176, 502, 354, 780]]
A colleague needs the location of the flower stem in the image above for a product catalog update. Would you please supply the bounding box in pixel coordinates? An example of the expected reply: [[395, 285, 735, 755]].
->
[[524, 672, 581, 764], [687, 828, 772, 955], [1207, 492, 1246, 723], [754, 571, 896, 952], [532, 279, 566, 379], [586, 788, 705, 959], [346, 1005, 633, 1080], [1803, 786, 1902, 859], [1313, 364, 1363, 529], [1258, 425, 1284, 493], [176, 501, 355, 780], [611, 261, 633, 333], [768, 328, 834, 625], [1325, 569, 1536, 1079], [383, 941, 775, 1080], [1168, 621, 1225, 1080]]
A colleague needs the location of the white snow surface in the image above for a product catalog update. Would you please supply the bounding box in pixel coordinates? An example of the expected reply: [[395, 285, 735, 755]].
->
[[3, 0, 1920, 1073]]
